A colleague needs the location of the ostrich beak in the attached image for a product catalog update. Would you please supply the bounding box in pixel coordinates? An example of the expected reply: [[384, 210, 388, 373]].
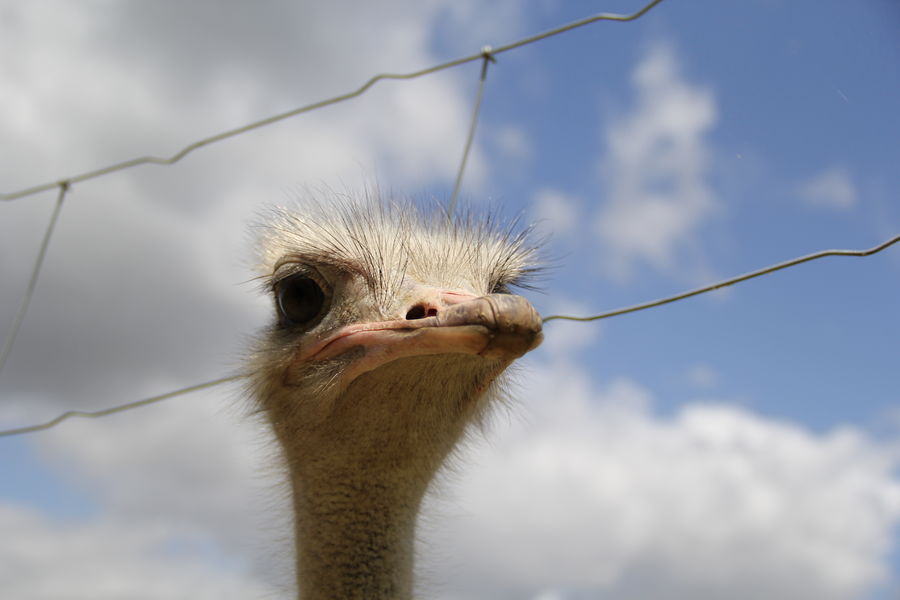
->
[[294, 293, 543, 384]]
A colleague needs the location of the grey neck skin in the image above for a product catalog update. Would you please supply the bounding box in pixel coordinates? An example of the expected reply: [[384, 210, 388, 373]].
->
[[264, 355, 501, 600]]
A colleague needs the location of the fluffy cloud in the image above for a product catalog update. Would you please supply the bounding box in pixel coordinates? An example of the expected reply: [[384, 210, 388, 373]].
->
[[798, 166, 859, 210], [5, 358, 899, 599], [34, 386, 279, 548], [594, 43, 718, 282], [422, 359, 900, 600], [0, 0, 509, 414], [9, 384, 295, 597], [0, 504, 278, 600]]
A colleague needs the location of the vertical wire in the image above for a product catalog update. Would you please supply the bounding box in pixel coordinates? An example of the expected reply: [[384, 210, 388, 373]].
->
[[0, 182, 69, 378], [448, 48, 495, 217]]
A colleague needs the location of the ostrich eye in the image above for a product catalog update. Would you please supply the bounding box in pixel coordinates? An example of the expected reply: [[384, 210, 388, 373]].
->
[[276, 274, 326, 327]]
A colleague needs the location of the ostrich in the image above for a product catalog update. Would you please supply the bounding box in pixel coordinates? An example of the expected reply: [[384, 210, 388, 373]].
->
[[247, 194, 543, 600]]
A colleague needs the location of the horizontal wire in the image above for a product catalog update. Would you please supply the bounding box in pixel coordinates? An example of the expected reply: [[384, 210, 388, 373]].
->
[[542, 234, 900, 323], [0, 375, 244, 437], [1, 232, 896, 439], [0, 1, 669, 439], [0, 0, 667, 202]]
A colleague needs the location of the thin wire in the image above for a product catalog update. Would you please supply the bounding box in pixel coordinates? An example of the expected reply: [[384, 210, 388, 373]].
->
[[0, 0, 668, 202], [543, 234, 900, 323], [0, 0, 669, 437], [3, 233, 897, 439], [0, 183, 68, 377], [448, 48, 495, 217], [0, 375, 244, 437]]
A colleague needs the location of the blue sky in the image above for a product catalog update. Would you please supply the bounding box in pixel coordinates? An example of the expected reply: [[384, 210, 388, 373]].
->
[[1, 1, 899, 598], [473, 0, 900, 431]]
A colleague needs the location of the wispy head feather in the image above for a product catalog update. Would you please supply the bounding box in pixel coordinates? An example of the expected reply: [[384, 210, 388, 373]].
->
[[256, 192, 543, 305]]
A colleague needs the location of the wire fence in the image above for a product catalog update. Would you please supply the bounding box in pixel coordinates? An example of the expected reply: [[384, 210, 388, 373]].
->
[[0, 0, 667, 203], [0, 0, 897, 439], [2, 232, 897, 438], [0, 0, 667, 398]]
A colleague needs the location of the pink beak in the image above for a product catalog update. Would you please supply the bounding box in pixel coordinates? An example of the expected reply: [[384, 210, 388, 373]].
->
[[291, 293, 543, 387]]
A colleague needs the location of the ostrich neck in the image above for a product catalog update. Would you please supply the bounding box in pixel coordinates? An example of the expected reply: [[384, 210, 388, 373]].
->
[[289, 461, 427, 600], [271, 356, 496, 600]]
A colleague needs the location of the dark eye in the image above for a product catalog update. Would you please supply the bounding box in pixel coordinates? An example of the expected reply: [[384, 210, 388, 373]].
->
[[276, 274, 326, 327]]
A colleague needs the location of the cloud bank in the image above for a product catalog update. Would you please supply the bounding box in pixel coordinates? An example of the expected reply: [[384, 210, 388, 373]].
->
[[424, 359, 900, 600], [5, 360, 897, 599]]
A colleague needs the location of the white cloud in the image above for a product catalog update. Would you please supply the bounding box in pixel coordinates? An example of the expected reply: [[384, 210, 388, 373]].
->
[[0, 504, 278, 600], [13, 383, 297, 594], [594, 43, 718, 282], [422, 360, 900, 599], [798, 166, 858, 210], [6, 351, 900, 600], [0, 0, 520, 412], [34, 385, 286, 558]]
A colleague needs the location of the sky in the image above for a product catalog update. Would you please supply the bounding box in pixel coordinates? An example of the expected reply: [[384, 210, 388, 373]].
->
[[1, 0, 899, 598]]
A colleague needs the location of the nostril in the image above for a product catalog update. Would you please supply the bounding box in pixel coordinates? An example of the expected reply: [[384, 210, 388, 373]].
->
[[406, 304, 439, 320], [406, 305, 426, 320]]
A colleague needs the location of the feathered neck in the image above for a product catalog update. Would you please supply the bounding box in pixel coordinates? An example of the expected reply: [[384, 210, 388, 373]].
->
[[264, 354, 501, 600]]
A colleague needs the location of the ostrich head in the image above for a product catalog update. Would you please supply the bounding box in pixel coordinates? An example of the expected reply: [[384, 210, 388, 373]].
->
[[248, 195, 543, 600]]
